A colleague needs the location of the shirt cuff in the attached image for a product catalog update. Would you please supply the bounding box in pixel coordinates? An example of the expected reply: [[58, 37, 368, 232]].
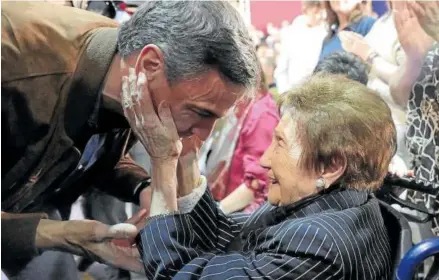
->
[[177, 176, 207, 214]]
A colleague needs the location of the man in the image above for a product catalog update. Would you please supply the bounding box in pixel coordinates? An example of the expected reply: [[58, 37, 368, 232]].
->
[[1, 1, 258, 278]]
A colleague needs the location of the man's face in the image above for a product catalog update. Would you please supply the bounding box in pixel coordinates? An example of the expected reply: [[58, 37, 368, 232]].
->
[[149, 69, 244, 141]]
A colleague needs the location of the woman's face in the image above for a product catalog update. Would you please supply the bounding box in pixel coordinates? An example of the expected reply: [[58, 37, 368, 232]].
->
[[260, 114, 318, 206], [330, 0, 360, 15], [302, 4, 323, 27]]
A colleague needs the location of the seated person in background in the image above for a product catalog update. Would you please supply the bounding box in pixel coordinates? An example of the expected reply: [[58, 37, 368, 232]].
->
[[202, 69, 279, 214], [314, 51, 370, 85], [132, 74, 395, 279]]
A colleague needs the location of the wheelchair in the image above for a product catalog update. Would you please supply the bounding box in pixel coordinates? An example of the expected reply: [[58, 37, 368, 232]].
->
[[377, 175, 439, 280], [75, 174, 438, 279]]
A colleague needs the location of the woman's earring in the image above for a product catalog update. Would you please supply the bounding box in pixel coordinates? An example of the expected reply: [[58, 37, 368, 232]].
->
[[315, 177, 326, 192]]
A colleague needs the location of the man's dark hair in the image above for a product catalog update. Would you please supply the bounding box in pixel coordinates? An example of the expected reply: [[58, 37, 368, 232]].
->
[[313, 52, 370, 85], [118, 1, 259, 94]]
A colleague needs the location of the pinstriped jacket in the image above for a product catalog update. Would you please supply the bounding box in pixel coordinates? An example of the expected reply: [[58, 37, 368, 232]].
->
[[138, 186, 393, 279]]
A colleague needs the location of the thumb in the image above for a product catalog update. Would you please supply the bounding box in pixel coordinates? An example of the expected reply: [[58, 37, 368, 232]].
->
[[126, 208, 148, 225]]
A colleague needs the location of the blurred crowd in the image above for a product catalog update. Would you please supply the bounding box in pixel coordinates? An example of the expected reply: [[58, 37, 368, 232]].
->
[[4, 1, 438, 280]]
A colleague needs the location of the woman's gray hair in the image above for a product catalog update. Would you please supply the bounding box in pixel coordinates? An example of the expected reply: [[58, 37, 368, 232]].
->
[[117, 1, 259, 94]]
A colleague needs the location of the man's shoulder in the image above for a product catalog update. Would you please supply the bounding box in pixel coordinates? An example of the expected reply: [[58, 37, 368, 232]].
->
[[1, 1, 118, 83]]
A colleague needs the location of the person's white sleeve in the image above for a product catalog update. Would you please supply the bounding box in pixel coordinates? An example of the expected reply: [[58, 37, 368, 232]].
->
[[177, 176, 207, 214], [149, 176, 207, 217]]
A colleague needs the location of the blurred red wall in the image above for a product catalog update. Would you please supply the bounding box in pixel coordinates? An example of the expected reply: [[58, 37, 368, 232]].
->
[[250, 1, 302, 32]]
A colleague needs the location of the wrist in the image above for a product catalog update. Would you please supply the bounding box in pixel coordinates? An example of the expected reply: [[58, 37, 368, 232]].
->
[[149, 160, 179, 213], [150, 188, 178, 216], [366, 50, 379, 64], [177, 157, 201, 197], [407, 55, 424, 68], [151, 157, 179, 168], [35, 219, 65, 250]]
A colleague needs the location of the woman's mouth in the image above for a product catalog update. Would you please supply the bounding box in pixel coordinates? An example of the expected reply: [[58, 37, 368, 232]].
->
[[268, 173, 278, 185], [270, 178, 279, 184]]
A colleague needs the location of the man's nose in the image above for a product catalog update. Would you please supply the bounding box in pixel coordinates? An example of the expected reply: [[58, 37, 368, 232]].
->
[[192, 119, 217, 141]]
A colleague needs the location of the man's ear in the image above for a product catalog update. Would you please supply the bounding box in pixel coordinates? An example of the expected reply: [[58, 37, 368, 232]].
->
[[135, 44, 166, 81], [321, 154, 347, 187]]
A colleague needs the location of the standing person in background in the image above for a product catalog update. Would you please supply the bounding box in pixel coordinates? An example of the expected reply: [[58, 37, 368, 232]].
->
[[274, 0, 327, 94], [338, 0, 411, 175], [361, 0, 378, 18], [319, 0, 376, 61], [202, 69, 279, 214], [389, 1, 438, 236]]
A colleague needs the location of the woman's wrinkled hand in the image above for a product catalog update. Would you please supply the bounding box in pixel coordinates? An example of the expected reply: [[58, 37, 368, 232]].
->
[[121, 68, 182, 162]]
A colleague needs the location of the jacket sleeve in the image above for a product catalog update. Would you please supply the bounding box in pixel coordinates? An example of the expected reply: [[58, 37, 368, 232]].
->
[[137, 189, 341, 279], [93, 131, 150, 204], [94, 153, 150, 204], [1, 212, 48, 277]]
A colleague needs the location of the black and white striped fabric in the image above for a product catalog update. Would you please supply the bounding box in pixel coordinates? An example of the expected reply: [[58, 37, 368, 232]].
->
[[138, 187, 393, 279]]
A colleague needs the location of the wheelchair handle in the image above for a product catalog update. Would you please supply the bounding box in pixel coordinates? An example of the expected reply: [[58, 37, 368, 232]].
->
[[396, 237, 439, 280], [383, 175, 439, 196]]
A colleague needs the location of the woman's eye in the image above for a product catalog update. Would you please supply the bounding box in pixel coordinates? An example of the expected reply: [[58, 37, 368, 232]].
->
[[275, 136, 283, 144]]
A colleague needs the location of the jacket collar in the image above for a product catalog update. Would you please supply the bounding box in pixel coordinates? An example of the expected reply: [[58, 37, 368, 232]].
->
[[276, 186, 369, 220], [64, 27, 118, 141], [242, 186, 370, 234]]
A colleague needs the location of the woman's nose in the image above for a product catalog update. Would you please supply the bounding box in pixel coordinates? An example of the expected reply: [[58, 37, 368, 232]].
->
[[260, 143, 273, 169]]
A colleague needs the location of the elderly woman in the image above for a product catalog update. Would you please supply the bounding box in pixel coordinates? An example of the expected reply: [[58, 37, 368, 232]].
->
[[128, 74, 395, 279]]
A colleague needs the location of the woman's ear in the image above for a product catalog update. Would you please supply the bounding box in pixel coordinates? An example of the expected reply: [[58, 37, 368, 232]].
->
[[321, 154, 347, 186]]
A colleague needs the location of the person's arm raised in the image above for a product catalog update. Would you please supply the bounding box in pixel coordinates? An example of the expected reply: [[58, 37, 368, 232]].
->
[[389, 2, 434, 107]]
